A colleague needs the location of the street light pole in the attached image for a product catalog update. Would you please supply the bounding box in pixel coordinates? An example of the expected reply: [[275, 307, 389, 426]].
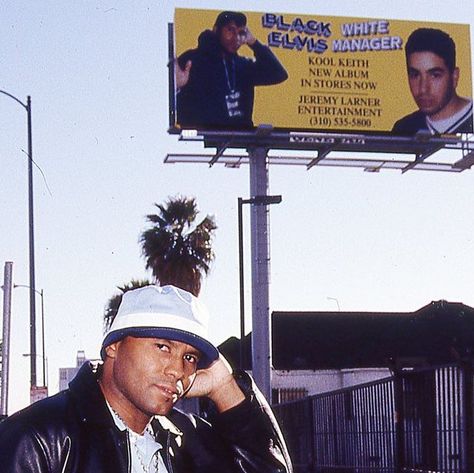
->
[[14, 284, 45, 387], [238, 198, 246, 370], [40, 289, 45, 387], [237, 194, 282, 386], [26, 96, 37, 390], [0, 90, 37, 389]]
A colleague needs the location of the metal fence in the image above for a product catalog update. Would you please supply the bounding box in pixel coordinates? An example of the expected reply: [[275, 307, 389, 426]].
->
[[273, 363, 474, 473]]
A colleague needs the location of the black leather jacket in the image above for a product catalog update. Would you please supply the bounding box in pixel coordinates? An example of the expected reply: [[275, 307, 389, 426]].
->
[[0, 363, 292, 472]]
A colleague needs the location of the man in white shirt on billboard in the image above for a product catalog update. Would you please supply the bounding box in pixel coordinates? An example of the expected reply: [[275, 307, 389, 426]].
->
[[392, 27, 473, 135]]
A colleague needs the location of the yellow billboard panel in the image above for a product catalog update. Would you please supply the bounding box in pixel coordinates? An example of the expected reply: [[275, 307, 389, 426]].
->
[[172, 8, 472, 135]]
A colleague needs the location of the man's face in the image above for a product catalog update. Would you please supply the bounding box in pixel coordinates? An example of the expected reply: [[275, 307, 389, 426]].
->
[[217, 21, 246, 54], [407, 51, 459, 119], [107, 337, 201, 418]]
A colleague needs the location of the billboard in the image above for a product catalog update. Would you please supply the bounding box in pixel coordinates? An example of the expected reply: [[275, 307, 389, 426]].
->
[[170, 8, 472, 135]]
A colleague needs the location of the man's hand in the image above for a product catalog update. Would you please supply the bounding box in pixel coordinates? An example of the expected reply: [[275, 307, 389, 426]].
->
[[186, 354, 245, 412], [241, 27, 256, 47], [175, 59, 192, 89]]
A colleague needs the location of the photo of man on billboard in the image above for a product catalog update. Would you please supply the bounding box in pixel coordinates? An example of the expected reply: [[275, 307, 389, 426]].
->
[[392, 28, 473, 135], [175, 10, 288, 130]]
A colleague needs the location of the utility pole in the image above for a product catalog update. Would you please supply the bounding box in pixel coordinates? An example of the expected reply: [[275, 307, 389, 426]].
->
[[1, 262, 14, 416]]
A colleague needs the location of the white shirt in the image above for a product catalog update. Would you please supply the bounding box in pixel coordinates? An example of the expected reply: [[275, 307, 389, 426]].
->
[[427, 99, 473, 134], [106, 401, 170, 473]]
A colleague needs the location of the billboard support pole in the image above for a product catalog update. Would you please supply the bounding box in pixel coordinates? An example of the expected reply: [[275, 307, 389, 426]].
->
[[168, 23, 176, 130], [249, 146, 272, 401]]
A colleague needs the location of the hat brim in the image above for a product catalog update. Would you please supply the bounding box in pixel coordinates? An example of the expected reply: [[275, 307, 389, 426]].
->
[[101, 327, 219, 369]]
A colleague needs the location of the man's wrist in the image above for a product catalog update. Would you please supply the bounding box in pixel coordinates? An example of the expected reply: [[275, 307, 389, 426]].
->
[[208, 377, 245, 412], [248, 38, 259, 49]]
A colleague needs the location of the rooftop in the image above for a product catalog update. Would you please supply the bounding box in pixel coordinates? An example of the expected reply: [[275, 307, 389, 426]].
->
[[219, 300, 474, 370]]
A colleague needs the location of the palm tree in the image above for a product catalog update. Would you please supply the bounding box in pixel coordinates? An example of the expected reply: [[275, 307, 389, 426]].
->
[[140, 196, 217, 297], [104, 279, 151, 331]]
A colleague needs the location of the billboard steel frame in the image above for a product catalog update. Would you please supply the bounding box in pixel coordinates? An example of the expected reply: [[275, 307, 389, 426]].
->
[[167, 128, 474, 173]]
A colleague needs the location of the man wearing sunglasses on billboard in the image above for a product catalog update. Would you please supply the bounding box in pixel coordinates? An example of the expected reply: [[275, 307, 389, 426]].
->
[[175, 11, 288, 130]]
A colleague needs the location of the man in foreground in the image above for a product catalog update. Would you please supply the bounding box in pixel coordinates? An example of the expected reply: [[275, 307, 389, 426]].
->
[[0, 285, 292, 472], [175, 10, 288, 129], [392, 28, 473, 135]]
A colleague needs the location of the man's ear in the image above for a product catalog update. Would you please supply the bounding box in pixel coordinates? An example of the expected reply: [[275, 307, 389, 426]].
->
[[104, 341, 120, 359], [453, 67, 460, 88]]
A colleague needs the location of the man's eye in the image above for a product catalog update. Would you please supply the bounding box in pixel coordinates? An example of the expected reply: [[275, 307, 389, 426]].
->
[[156, 343, 170, 352], [184, 354, 198, 364]]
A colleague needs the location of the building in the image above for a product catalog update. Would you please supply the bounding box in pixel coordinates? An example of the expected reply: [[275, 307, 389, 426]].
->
[[219, 300, 474, 403], [58, 350, 94, 391]]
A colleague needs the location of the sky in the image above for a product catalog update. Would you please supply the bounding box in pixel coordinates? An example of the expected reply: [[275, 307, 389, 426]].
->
[[1, 0, 473, 413]]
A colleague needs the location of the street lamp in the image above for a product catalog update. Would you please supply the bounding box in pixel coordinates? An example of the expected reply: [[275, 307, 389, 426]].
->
[[22, 354, 48, 389], [0, 90, 37, 389], [13, 285, 44, 388], [21, 353, 48, 404], [237, 195, 282, 371]]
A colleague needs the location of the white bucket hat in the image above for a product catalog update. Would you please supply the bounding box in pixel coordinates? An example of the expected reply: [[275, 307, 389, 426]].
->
[[101, 285, 218, 368]]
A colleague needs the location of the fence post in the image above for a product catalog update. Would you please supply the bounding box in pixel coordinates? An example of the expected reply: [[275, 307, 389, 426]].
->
[[462, 361, 474, 473], [308, 397, 316, 473], [393, 370, 405, 473]]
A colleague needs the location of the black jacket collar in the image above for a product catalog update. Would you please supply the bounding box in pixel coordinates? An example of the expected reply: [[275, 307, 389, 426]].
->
[[68, 362, 114, 428]]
